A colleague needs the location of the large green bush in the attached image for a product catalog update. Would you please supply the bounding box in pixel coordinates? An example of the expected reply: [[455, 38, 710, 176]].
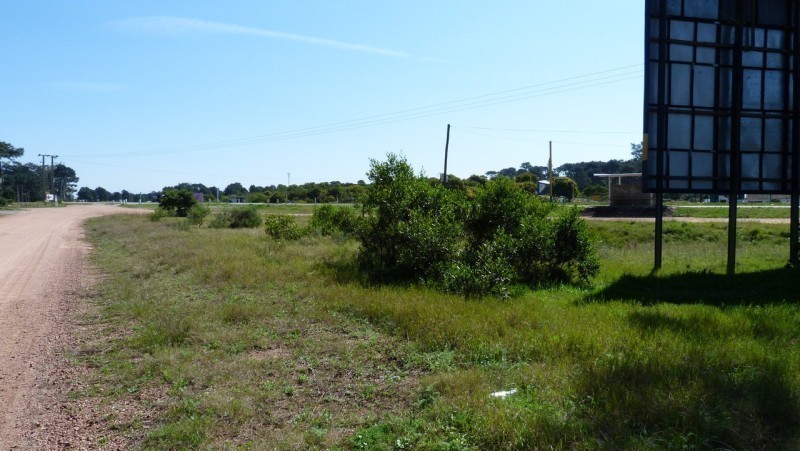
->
[[159, 189, 197, 217], [356, 154, 599, 297], [359, 153, 464, 282]]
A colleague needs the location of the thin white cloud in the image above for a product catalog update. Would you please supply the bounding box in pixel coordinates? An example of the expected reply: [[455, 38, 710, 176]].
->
[[50, 82, 124, 92], [111, 16, 415, 59]]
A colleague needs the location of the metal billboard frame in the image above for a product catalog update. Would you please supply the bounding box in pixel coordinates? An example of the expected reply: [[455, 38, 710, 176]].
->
[[644, 0, 800, 272]]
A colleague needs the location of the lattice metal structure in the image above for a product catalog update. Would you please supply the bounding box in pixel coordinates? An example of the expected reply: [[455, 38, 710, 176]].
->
[[645, 0, 798, 193], [643, 0, 800, 270]]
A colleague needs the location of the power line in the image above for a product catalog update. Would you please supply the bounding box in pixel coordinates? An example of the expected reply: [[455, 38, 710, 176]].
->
[[63, 64, 643, 158]]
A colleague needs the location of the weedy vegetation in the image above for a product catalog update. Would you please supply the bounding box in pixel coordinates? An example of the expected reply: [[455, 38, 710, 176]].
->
[[75, 157, 800, 448]]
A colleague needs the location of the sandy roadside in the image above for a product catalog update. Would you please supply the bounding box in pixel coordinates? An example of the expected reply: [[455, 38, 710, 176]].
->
[[0, 204, 144, 449]]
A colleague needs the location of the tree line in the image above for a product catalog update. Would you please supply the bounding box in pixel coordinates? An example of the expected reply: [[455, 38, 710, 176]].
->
[[0, 142, 80, 204], [2, 138, 643, 205]]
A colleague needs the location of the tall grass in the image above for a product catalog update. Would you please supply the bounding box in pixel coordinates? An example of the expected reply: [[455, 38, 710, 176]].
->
[[77, 214, 800, 448]]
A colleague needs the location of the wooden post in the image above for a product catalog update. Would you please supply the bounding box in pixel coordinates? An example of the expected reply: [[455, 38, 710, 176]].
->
[[548, 141, 553, 201], [443, 124, 450, 185]]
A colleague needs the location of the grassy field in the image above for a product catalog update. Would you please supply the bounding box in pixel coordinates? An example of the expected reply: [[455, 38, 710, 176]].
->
[[74, 210, 800, 448], [671, 205, 791, 219]]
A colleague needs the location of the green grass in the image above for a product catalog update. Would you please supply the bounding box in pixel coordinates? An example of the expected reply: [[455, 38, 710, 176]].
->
[[672, 205, 791, 219], [75, 214, 800, 448]]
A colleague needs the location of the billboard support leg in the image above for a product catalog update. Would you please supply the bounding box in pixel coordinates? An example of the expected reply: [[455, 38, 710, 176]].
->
[[654, 192, 663, 271], [791, 193, 799, 265], [727, 195, 738, 275]]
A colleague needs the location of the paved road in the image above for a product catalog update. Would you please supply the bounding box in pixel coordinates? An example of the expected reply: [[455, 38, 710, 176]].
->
[[0, 204, 135, 448]]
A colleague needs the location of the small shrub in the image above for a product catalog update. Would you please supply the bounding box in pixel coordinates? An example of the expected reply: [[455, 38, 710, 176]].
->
[[208, 207, 263, 229], [150, 207, 171, 222], [309, 204, 364, 237], [228, 207, 263, 228], [208, 213, 229, 229], [186, 204, 211, 226], [264, 215, 305, 240]]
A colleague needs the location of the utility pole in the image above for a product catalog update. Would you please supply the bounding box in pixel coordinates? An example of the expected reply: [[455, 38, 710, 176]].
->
[[49, 155, 58, 205], [442, 124, 451, 185], [287, 173, 291, 203], [548, 141, 554, 202], [38, 154, 51, 203]]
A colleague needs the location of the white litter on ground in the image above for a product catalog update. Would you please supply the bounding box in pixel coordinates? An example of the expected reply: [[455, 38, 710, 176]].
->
[[489, 389, 517, 399]]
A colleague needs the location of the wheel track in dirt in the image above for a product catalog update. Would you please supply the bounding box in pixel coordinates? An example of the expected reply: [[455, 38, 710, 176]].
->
[[0, 204, 143, 449]]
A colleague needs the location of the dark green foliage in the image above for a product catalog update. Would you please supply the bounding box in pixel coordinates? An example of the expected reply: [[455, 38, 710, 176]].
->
[[0, 141, 24, 159], [358, 154, 599, 297], [552, 177, 578, 200], [209, 207, 263, 229], [186, 204, 211, 226], [247, 192, 268, 203], [159, 189, 197, 217], [264, 215, 304, 240], [359, 154, 464, 282], [309, 204, 364, 237], [228, 207, 262, 228], [150, 207, 171, 222]]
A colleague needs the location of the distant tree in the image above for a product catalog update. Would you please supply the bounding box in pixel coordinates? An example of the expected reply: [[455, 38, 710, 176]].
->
[[515, 172, 537, 184], [0, 141, 24, 159], [248, 192, 268, 203], [224, 182, 247, 196], [520, 162, 549, 181], [0, 162, 40, 201], [159, 188, 196, 217], [582, 183, 608, 199], [53, 163, 79, 201], [77, 187, 97, 202], [631, 142, 644, 162], [95, 187, 112, 202], [553, 177, 578, 200]]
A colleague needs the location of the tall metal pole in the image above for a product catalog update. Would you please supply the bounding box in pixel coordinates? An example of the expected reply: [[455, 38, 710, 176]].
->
[[443, 124, 450, 185], [653, 0, 667, 271], [726, 0, 745, 276], [791, 0, 800, 265]]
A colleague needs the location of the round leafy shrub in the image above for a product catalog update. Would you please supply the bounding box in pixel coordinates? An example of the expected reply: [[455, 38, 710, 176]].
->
[[355, 154, 599, 297], [159, 189, 196, 217], [208, 207, 263, 229], [186, 204, 211, 226], [227, 207, 262, 228], [150, 206, 171, 222], [309, 204, 364, 237], [264, 215, 305, 240]]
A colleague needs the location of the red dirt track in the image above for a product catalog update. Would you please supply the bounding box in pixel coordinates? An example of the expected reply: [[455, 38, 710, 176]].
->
[[0, 204, 140, 448]]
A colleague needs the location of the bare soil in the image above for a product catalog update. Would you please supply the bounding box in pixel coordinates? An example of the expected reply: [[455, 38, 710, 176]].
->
[[0, 205, 142, 449]]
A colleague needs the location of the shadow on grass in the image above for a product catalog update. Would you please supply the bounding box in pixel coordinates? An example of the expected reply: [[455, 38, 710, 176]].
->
[[573, 349, 800, 448], [586, 266, 800, 306]]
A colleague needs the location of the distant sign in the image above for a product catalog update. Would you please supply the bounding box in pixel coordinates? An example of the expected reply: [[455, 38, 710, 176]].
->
[[643, 0, 798, 194]]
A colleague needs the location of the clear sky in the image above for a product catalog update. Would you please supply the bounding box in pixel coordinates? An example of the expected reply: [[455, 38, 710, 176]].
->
[[1, 1, 644, 193]]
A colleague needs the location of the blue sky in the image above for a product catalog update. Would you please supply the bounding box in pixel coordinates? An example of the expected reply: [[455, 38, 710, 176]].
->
[[1, 1, 644, 193]]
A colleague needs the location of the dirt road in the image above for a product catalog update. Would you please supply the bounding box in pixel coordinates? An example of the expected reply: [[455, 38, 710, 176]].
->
[[0, 204, 139, 449]]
